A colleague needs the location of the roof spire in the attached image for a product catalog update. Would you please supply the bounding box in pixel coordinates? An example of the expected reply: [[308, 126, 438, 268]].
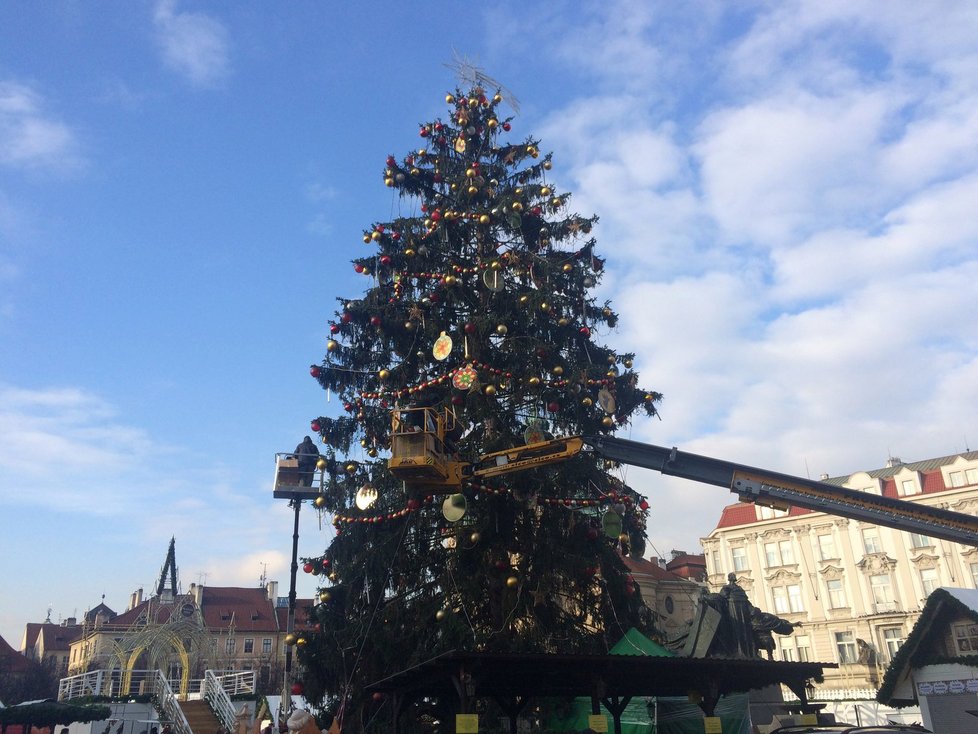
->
[[156, 537, 179, 597]]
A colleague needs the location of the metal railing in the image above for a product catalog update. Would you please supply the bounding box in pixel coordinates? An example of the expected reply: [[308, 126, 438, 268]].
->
[[59, 670, 191, 734], [203, 671, 237, 733]]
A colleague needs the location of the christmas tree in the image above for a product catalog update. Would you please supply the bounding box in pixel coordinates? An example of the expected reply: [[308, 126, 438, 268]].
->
[[297, 82, 662, 731]]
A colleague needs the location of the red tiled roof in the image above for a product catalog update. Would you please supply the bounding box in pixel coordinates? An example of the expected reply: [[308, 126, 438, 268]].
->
[[275, 601, 317, 631], [37, 624, 82, 651], [200, 586, 280, 631], [0, 633, 31, 673], [622, 555, 684, 581]]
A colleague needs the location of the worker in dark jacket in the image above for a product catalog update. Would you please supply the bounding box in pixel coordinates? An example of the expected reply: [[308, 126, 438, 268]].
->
[[295, 436, 319, 486]]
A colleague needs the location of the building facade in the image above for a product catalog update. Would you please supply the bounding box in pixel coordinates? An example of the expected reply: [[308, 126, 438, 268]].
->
[[701, 450, 978, 698], [64, 580, 314, 695]]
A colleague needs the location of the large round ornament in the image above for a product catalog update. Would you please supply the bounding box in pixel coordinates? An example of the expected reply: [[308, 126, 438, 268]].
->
[[602, 510, 623, 539], [442, 493, 467, 522], [433, 332, 453, 361], [452, 365, 478, 390], [482, 269, 504, 292], [355, 483, 379, 510], [597, 387, 616, 414]]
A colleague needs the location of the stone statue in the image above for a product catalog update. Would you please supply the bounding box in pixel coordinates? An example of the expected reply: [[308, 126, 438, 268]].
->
[[720, 573, 757, 658]]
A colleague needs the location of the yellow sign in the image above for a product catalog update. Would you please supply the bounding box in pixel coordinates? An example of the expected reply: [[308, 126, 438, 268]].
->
[[703, 716, 722, 733], [587, 714, 609, 732], [799, 714, 818, 725], [455, 713, 479, 733]]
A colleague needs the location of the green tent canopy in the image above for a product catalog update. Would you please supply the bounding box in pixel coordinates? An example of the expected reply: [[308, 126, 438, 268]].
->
[[548, 629, 750, 734]]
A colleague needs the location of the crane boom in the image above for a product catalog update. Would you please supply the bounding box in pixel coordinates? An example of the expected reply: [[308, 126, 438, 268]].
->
[[584, 435, 978, 548]]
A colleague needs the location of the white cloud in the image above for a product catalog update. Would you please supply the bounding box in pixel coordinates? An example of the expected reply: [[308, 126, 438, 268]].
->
[[153, 0, 231, 88], [0, 81, 80, 170]]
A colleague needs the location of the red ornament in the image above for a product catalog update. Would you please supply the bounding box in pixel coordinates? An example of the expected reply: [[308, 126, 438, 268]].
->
[[372, 692, 385, 702], [380, 255, 392, 266], [386, 155, 396, 167], [354, 263, 364, 273], [310, 421, 321, 432], [407, 498, 420, 510], [392, 231, 401, 241], [341, 312, 353, 323], [639, 499, 650, 511], [302, 562, 313, 574], [451, 394, 464, 405], [291, 682, 304, 696], [309, 366, 321, 378], [502, 122, 511, 131], [464, 322, 477, 334], [330, 324, 339, 334], [419, 127, 430, 137], [579, 326, 591, 337], [369, 315, 382, 327], [430, 210, 442, 222], [547, 401, 560, 412]]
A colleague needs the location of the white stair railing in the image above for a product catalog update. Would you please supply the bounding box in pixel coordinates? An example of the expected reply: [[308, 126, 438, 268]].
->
[[203, 671, 238, 733], [152, 671, 193, 734]]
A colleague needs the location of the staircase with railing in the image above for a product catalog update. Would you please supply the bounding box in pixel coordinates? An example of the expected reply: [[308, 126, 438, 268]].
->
[[59, 669, 255, 734]]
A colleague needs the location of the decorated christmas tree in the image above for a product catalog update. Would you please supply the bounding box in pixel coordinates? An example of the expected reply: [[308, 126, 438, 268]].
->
[[297, 80, 662, 731]]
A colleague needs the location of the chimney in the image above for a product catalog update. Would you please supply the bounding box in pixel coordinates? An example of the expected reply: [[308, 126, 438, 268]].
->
[[266, 581, 279, 602], [64, 617, 77, 627], [886, 456, 903, 468], [192, 583, 204, 606], [819, 473, 830, 481], [129, 588, 144, 611]]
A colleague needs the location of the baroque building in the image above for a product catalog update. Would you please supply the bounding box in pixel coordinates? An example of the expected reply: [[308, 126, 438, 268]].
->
[[701, 450, 978, 697], [57, 539, 315, 696]]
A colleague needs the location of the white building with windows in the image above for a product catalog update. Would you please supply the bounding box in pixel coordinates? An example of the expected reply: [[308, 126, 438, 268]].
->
[[701, 450, 978, 707]]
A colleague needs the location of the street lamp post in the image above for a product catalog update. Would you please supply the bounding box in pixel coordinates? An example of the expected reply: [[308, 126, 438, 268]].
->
[[272, 454, 321, 725]]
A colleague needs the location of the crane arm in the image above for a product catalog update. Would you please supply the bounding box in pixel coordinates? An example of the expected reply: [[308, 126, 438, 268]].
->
[[584, 435, 978, 547]]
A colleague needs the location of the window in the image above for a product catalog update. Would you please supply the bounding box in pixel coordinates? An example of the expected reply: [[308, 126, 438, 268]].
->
[[909, 533, 932, 549], [954, 623, 978, 654], [731, 546, 748, 572], [949, 471, 965, 488], [774, 583, 804, 613], [765, 540, 793, 567], [835, 631, 857, 664], [780, 634, 811, 662], [920, 567, 939, 597], [788, 583, 804, 612], [827, 578, 847, 609], [773, 586, 790, 615], [711, 550, 720, 574], [882, 628, 903, 661], [862, 527, 882, 554], [244, 638, 254, 654], [758, 505, 788, 519], [262, 638, 272, 654], [900, 479, 918, 496], [225, 638, 236, 655], [817, 533, 836, 561], [870, 573, 896, 612], [967, 468, 978, 485]]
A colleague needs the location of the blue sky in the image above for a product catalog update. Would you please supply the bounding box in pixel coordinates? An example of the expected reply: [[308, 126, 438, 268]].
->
[[2, 1, 978, 648]]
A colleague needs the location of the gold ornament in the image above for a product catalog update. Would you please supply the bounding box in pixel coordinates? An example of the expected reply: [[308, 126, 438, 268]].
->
[[313, 495, 327, 509], [470, 531, 481, 543], [558, 317, 570, 327], [602, 416, 614, 427], [362, 235, 371, 244], [443, 274, 457, 286], [327, 340, 339, 352], [367, 447, 378, 458], [296, 637, 307, 646], [345, 463, 357, 474], [540, 302, 551, 312], [543, 160, 552, 170], [562, 263, 572, 273], [552, 366, 564, 376], [495, 324, 508, 335], [512, 201, 523, 212], [528, 376, 541, 387], [435, 609, 447, 621], [319, 591, 332, 603], [316, 458, 327, 469], [506, 576, 519, 588], [468, 185, 478, 195], [582, 397, 593, 407], [540, 186, 551, 196], [371, 231, 381, 241], [378, 369, 390, 380], [446, 94, 455, 104], [493, 93, 502, 103], [484, 384, 496, 396], [487, 118, 498, 128], [284, 633, 297, 646], [404, 248, 416, 257], [479, 214, 490, 224]]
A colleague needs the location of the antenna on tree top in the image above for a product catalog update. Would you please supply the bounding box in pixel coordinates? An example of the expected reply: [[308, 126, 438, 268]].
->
[[445, 51, 520, 114]]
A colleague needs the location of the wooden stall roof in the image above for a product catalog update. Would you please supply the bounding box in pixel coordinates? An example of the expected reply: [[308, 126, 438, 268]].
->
[[367, 650, 833, 701]]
